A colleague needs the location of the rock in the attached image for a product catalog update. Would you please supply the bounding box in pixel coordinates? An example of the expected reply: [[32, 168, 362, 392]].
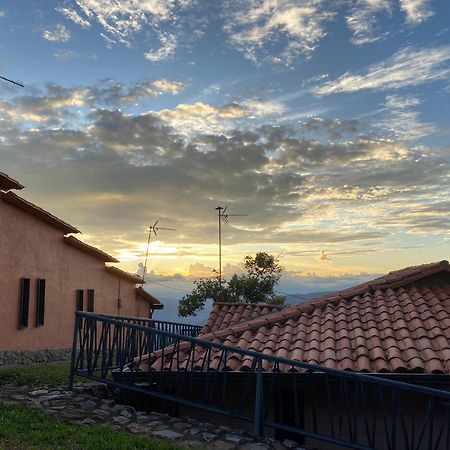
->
[[79, 400, 97, 410], [147, 413, 165, 421], [202, 432, 218, 442], [29, 389, 49, 396], [224, 434, 245, 444], [240, 444, 270, 450], [40, 393, 71, 401], [152, 429, 183, 441], [79, 418, 96, 425], [92, 409, 110, 418], [182, 439, 205, 449], [172, 421, 191, 431], [200, 422, 214, 431], [136, 415, 151, 423], [282, 439, 298, 448], [11, 394, 28, 401], [146, 420, 165, 429], [126, 423, 152, 434], [219, 425, 232, 432], [113, 416, 130, 426], [119, 406, 135, 417], [212, 441, 237, 450], [188, 427, 200, 436]]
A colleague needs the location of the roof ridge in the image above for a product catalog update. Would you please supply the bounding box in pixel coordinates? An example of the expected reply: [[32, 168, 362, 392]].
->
[[193, 260, 450, 344], [212, 302, 284, 307]]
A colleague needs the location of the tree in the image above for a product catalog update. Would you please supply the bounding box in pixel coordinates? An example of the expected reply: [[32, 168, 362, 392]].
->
[[178, 252, 285, 317]]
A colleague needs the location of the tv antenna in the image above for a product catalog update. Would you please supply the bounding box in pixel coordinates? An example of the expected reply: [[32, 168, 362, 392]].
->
[[0, 76, 24, 88], [215, 206, 247, 283], [141, 220, 176, 285]]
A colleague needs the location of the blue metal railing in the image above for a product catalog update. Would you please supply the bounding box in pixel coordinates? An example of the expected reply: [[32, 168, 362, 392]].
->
[[70, 312, 450, 450]]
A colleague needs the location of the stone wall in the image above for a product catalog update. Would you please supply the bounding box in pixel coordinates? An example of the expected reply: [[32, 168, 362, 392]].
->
[[0, 348, 72, 365]]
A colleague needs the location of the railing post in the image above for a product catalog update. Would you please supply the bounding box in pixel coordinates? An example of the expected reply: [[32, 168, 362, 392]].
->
[[253, 357, 264, 436], [69, 312, 80, 390]]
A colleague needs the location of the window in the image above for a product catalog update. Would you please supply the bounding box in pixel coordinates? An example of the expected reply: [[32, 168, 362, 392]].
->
[[19, 278, 30, 329], [87, 289, 95, 312], [36, 279, 46, 326], [76, 289, 84, 311]]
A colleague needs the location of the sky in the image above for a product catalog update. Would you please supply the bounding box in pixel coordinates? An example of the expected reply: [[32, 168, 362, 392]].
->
[[0, 0, 450, 314]]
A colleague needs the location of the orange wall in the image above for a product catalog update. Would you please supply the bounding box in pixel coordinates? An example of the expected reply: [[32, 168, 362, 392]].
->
[[0, 199, 149, 351]]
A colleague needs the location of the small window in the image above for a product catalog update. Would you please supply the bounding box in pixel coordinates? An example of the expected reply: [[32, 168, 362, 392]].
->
[[19, 278, 30, 329], [87, 289, 95, 312], [36, 279, 46, 326], [76, 289, 84, 311]]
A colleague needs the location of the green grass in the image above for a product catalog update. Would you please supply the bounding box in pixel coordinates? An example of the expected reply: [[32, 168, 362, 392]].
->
[[0, 362, 81, 388], [0, 403, 185, 450]]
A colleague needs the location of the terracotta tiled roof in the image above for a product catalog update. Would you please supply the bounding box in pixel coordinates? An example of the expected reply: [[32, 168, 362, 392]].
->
[[1, 191, 80, 234], [64, 236, 119, 263], [136, 286, 163, 309], [0, 171, 24, 191], [199, 302, 285, 335], [105, 266, 144, 284], [142, 261, 450, 374]]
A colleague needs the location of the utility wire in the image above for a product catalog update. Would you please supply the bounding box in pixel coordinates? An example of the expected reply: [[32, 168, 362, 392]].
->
[[146, 279, 188, 293], [0, 76, 24, 87]]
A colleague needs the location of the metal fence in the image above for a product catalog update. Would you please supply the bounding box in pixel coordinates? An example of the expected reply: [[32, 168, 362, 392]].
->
[[70, 312, 450, 450]]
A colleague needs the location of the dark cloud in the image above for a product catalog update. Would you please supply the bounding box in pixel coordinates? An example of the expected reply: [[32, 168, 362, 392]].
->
[[1, 83, 449, 255]]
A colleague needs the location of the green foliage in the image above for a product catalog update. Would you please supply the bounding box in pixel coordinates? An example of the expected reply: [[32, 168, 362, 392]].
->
[[178, 252, 284, 317], [0, 362, 89, 388], [0, 403, 185, 450]]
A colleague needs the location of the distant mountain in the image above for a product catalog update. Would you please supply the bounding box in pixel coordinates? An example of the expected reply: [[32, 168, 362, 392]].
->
[[153, 291, 335, 326]]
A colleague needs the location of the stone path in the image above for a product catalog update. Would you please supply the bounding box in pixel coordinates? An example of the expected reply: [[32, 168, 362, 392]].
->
[[0, 382, 309, 450]]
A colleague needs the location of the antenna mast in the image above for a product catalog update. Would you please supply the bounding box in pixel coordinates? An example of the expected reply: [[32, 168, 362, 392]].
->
[[141, 219, 176, 285], [215, 206, 247, 284]]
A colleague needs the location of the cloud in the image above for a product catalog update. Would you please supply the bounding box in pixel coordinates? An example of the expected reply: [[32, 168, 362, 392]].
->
[[0, 84, 86, 123], [346, 0, 392, 45], [154, 100, 284, 135], [149, 79, 185, 94], [299, 117, 366, 141], [86, 79, 186, 105], [1, 82, 449, 266], [144, 33, 177, 62], [56, 6, 91, 28], [314, 45, 450, 95], [58, 0, 203, 62], [380, 94, 436, 140], [399, 0, 434, 23], [317, 250, 331, 261], [42, 24, 71, 42], [54, 49, 79, 60], [221, 0, 335, 64]]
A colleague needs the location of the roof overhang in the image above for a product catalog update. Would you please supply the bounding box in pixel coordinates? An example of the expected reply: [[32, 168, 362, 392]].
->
[[136, 286, 163, 309], [64, 236, 119, 263], [1, 191, 80, 234], [105, 265, 143, 284], [0, 172, 24, 191]]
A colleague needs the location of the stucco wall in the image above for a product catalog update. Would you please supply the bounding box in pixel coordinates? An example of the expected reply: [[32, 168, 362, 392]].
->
[[0, 199, 150, 352]]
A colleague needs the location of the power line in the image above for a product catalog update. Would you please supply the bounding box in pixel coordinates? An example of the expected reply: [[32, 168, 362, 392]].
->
[[145, 279, 188, 293], [0, 76, 24, 87]]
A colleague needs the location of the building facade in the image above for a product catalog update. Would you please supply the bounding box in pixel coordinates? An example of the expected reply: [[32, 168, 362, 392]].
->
[[0, 171, 162, 363]]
